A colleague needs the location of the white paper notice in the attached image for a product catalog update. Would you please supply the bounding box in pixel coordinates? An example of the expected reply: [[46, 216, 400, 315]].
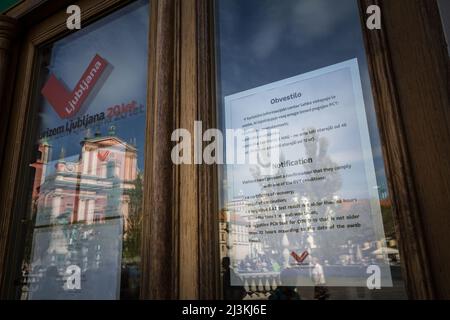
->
[[224, 59, 392, 287]]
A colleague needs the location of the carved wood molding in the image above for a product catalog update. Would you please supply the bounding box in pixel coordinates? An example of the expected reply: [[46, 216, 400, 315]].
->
[[0, 15, 20, 299], [173, 0, 220, 300], [359, 0, 435, 299], [196, 0, 220, 300], [140, 0, 179, 299], [0, 15, 17, 50], [0, 15, 18, 171]]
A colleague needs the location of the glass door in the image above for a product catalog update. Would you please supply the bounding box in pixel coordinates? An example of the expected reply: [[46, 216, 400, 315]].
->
[[214, 0, 407, 300], [15, 0, 149, 300]]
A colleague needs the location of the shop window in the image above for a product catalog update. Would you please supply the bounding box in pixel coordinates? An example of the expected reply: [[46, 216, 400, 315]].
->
[[215, 0, 407, 300], [18, 0, 149, 300]]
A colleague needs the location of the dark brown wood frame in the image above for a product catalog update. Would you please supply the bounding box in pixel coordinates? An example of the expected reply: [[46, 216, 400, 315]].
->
[[0, 0, 449, 300], [140, 0, 219, 299], [359, 0, 450, 299], [359, 0, 435, 300]]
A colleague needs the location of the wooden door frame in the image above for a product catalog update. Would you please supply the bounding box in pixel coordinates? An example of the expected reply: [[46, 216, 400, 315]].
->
[[359, 0, 450, 299], [169, 0, 444, 300], [385, 0, 450, 299], [358, 0, 433, 299], [0, 0, 449, 300], [0, 0, 152, 299], [191, 0, 449, 300]]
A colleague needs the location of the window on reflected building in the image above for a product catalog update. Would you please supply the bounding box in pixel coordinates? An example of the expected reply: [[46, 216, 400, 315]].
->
[[215, 0, 408, 300]]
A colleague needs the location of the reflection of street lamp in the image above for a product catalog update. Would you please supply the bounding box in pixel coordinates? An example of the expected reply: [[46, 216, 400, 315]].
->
[[250, 236, 260, 259], [282, 233, 290, 268], [225, 221, 233, 251], [280, 213, 291, 268], [225, 221, 239, 269]]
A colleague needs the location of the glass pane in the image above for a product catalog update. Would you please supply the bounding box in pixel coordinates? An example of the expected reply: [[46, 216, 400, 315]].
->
[[215, 0, 407, 300], [438, 0, 450, 56], [18, 0, 149, 300]]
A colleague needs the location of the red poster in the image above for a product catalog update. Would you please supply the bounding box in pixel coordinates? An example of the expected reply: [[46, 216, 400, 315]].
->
[[41, 54, 109, 119]]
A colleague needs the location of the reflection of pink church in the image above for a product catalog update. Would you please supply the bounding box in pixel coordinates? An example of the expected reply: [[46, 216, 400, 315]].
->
[[31, 130, 139, 228]]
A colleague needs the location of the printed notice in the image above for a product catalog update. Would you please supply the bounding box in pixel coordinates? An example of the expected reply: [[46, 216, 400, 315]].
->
[[224, 59, 393, 287]]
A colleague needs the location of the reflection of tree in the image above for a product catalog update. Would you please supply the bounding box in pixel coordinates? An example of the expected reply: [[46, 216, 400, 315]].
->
[[301, 129, 342, 198], [248, 128, 344, 263], [123, 174, 143, 263], [298, 128, 342, 260]]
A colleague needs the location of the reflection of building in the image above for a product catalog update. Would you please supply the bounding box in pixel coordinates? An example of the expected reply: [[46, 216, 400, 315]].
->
[[31, 129, 139, 229], [219, 198, 262, 262], [30, 141, 52, 201]]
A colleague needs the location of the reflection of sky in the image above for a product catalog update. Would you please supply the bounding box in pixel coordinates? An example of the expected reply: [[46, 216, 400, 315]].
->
[[37, 0, 149, 170], [216, 0, 389, 202]]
